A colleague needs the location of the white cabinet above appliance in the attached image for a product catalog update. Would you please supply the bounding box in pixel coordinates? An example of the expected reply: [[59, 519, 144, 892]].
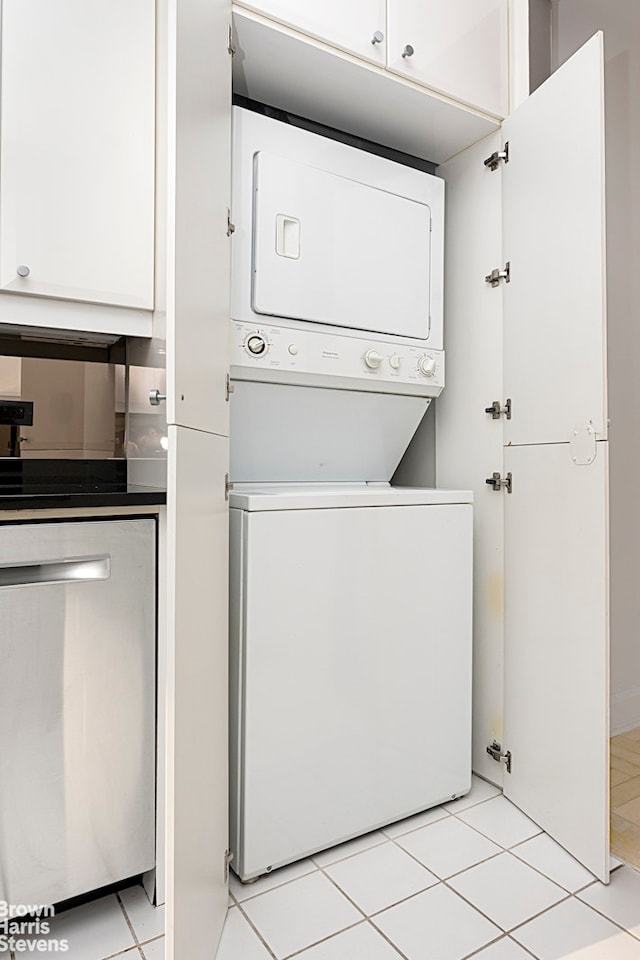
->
[[235, 0, 387, 65], [233, 0, 509, 123], [0, 0, 155, 335], [387, 0, 508, 118], [232, 9, 502, 165]]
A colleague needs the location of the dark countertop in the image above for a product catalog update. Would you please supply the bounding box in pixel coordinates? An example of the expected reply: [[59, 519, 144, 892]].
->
[[0, 460, 167, 511]]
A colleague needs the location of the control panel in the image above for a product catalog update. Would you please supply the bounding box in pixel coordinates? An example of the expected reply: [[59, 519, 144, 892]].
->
[[230, 321, 445, 397]]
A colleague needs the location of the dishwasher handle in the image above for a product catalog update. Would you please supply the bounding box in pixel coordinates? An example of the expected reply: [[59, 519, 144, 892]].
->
[[0, 555, 111, 588]]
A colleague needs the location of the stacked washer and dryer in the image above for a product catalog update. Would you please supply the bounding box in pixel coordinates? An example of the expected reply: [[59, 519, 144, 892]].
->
[[228, 107, 473, 882]]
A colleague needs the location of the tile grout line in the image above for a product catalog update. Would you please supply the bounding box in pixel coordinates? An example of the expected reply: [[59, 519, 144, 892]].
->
[[319, 855, 443, 928], [363, 833, 574, 942], [232, 897, 280, 960], [388, 832, 503, 885], [440, 875, 570, 939], [506, 847, 597, 897], [569, 892, 640, 944], [504, 888, 640, 947], [229, 784, 640, 960], [96, 946, 144, 960], [462, 932, 540, 960], [448, 804, 545, 851], [310, 834, 388, 870], [116, 892, 143, 948], [363, 917, 412, 960], [387, 810, 574, 897], [281, 920, 370, 960]]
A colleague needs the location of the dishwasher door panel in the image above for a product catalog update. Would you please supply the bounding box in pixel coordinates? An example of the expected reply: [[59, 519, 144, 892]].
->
[[0, 518, 156, 905]]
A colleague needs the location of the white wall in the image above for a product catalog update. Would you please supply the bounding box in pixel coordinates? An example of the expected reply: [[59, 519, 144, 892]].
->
[[529, 0, 552, 91], [553, 0, 640, 733], [393, 404, 436, 488]]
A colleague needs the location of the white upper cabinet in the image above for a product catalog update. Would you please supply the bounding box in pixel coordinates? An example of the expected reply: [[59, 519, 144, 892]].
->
[[0, 0, 155, 310], [387, 0, 509, 117], [235, 0, 387, 65]]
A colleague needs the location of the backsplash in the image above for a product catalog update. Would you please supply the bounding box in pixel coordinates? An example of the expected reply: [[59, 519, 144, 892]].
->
[[0, 356, 124, 459]]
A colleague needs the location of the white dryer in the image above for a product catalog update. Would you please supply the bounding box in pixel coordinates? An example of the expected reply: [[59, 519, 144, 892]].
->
[[229, 106, 447, 484], [229, 484, 473, 881], [231, 106, 445, 354]]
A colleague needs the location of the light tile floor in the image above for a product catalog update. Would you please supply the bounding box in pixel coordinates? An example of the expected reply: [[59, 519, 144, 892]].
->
[[32, 776, 640, 960], [611, 727, 640, 867]]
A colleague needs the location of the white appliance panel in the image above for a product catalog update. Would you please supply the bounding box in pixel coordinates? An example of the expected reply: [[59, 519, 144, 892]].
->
[[230, 320, 445, 397], [229, 380, 429, 482], [231, 500, 473, 879], [252, 152, 432, 340], [231, 108, 445, 351]]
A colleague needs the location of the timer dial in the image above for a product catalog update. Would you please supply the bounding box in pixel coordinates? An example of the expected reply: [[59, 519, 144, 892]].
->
[[418, 354, 436, 377], [364, 350, 383, 369], [246, 334, 267, 356]]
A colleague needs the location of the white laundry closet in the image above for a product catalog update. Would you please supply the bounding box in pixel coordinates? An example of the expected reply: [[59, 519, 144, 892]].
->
[[226, 5, 618, 896]]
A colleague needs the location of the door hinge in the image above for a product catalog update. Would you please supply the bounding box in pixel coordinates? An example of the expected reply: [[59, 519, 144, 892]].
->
[[228, 25, 236, 56], [485, 262, 510, 287], [485, 399, 512, 420], [227, 208, 236, 237], [485, 472, 512, 494], [487, 740, 512, 773], [226, 373, 235, 402], [484, 142, 509, 171], [225, 474, 234, 501], [224, 849, 234, 881]]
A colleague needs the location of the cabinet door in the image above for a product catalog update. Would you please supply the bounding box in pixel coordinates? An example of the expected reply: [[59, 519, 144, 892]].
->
[[235, 0, 386, 65], [0, 0, 155, 309], [387, 0, 508, 117], [502, 34, 609, 882], [164, 0, 232, 955]]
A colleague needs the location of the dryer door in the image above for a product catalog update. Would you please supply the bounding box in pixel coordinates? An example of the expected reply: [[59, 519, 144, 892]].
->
[[251, 151, 433, 340]]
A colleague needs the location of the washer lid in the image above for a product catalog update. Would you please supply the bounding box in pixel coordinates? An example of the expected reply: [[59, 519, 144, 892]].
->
[[229, 484, 473, 511]]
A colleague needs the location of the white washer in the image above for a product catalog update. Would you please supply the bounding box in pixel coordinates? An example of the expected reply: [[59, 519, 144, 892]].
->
[[229, 484, 473, 881]]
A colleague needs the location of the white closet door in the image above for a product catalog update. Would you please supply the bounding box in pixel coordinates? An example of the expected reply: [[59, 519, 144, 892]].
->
[[166, 0, 232, 438], [166, 428, 230, 957], [503, 443, 609, 881], [501, 34, 609, 882], [234, 0, 386, 65], [164, 0, 232, 956], [387, 0, 508, 117], [502, 32, 607, 448]]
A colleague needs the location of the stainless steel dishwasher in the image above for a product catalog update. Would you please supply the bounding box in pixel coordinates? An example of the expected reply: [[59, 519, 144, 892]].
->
[[0, 518, 156, 906]]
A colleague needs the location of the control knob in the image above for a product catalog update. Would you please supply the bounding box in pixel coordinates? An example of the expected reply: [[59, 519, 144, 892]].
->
[[418, 354, 436, 378], [364, 350, 383, 369], [246, 334, 267, 356]]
